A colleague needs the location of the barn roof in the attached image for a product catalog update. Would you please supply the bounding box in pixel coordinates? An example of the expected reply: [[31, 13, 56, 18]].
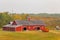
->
[[3, 20, 46, 27], [15, 20, 46, 25], [3, 24, 22, 27]]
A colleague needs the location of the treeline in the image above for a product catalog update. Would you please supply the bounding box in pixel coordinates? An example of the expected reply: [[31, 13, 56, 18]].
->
[[29, 13, 60, 17]]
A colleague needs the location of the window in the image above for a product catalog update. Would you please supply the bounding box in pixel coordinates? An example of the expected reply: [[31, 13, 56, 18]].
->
[[23, 27, 27, 30], [36, 27, 40, 30]]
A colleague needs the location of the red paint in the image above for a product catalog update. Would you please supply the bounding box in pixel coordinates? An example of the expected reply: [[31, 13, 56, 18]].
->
[[27, 26, 35, 30], [3, 24, 46, 32], [40, 26, 45, 30], [16, 26, 24, 31]]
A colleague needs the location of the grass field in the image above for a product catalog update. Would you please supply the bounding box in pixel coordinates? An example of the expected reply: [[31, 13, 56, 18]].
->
[[0, 29, 60, 40]]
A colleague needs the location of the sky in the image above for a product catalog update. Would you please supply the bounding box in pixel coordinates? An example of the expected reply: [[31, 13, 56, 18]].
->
[[0, 0, 60, 14]]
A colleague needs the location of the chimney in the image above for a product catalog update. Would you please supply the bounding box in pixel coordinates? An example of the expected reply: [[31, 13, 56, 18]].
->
[[27, 16, 31, 21]]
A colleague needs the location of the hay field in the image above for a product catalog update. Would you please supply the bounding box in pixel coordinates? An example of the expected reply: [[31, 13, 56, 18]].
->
[[0, 29, 60, 40]]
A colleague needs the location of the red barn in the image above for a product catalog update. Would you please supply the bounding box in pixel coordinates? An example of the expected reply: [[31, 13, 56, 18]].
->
[[3, 20, 46, 31]]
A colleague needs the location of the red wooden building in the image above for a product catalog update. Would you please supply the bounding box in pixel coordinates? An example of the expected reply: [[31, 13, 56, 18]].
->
[[3, 20, 48, 32]]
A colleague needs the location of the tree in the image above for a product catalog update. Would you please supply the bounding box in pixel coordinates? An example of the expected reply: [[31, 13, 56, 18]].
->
[[0, 12, 13, 27]]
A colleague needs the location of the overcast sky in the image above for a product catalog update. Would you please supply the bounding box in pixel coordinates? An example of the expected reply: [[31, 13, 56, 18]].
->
[[0, 0, 60, 14]]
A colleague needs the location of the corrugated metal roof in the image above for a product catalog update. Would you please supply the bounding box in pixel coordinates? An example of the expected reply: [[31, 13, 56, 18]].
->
[[3, 24, 22, 27], [15, 20, 29, 25], [15, 20, 46, 25], [3, 20, 46, 27]]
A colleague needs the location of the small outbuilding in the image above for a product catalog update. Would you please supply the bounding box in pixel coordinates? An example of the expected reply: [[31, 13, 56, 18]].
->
[[55, 26, 60, 30]]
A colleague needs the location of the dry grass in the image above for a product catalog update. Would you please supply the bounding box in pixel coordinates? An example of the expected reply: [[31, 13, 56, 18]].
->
[[0, 29, 60, 40]]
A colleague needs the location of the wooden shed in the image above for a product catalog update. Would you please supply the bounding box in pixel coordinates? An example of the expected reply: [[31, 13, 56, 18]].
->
[[3, 20, 46, 31]]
